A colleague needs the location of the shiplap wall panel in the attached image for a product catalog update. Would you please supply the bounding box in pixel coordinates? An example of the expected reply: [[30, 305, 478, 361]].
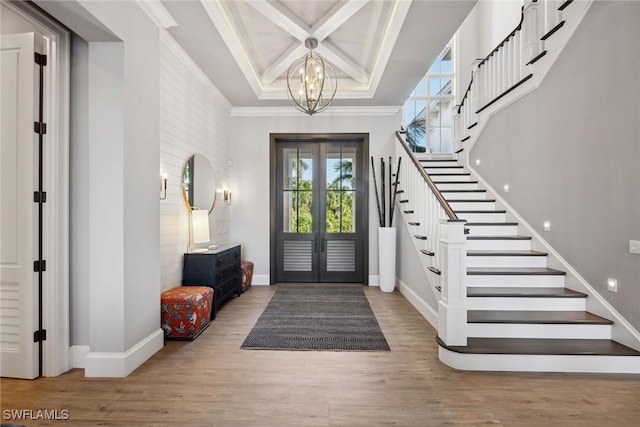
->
[[159, 31, 232, 291]]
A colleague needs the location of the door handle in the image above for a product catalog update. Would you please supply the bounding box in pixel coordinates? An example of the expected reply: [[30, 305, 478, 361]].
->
[[321, 239, 326, 253]]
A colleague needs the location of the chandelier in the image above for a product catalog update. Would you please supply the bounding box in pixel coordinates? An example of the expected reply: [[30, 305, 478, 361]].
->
[[286, 38, 338, 116]]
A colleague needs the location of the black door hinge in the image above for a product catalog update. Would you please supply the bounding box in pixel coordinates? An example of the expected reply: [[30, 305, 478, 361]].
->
[[34, 52, 47, 66], [34, 329, 47, 342], [34, 191, 47, 203], [34, 260, 47, 272], [34, 122, 47, 135]]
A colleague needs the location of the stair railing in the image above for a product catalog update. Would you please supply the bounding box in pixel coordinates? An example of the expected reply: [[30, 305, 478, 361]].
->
[[394, 131, 468, 346], [455, 0, 573, 146]]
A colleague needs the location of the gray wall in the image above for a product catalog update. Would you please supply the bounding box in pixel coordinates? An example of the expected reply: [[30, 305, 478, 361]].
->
[[63, 0, 161, 355], [470, 0, 640, 331]]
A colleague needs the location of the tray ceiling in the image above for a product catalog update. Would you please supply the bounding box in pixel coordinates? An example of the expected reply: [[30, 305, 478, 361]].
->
[[161, 0, 476, 107]]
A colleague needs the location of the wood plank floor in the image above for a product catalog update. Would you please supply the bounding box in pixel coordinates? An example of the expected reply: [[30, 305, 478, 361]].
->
[[2, 285, 639, 426]]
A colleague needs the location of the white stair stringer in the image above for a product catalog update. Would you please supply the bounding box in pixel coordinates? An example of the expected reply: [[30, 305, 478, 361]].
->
[[428, 156, 640, 373]]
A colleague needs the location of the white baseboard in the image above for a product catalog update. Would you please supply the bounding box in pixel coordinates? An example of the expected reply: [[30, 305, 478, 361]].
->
[[397, 278, 438, 329], [368, 275, 379, 286], [84, 329, 164, 377], [69, 345, 90, 369], [251, 274, 270, 285]]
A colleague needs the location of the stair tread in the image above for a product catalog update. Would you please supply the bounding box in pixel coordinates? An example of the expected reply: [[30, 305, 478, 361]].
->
[[423, 165, 464, 169], [467, 267, 566, 275], [441, 190, 487, 194], [467, 235, 531, 240], [467, 310, 612, 324], [467, 250, 547, 256], [448, 199, 496, 203], [433, 180, 479, 184], [436, 337, 640, 356], [467, 287, 586, 298], [428, 173, 471, 177], [456, 210, 506, 213], [466, 222, 518, 226]]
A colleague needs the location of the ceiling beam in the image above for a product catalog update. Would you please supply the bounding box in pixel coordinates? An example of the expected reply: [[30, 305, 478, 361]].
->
[[200, 0, 262, 96], [311, 0, 369, 41], [261, 42, 307, 85], [245, 0, 309, 42], [316, 41, 368, 84]]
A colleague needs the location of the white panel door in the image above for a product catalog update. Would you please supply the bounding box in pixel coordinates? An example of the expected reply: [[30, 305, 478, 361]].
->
[[1, 32, 39, 379]]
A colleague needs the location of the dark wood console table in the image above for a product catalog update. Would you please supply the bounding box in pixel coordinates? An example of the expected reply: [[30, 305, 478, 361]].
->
[[182, 244, 242, 319]]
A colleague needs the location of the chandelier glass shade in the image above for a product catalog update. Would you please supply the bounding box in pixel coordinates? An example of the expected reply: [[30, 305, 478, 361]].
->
[[286, 38, 337, 115]]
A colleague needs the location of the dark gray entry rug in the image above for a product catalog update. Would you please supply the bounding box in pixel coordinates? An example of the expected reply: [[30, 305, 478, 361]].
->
[[241, 284, 390, 351]]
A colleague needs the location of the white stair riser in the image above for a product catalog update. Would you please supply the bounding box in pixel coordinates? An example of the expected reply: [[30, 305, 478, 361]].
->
[[439, 348, 640, 374], [467, 323, 611, 340], [457, 212, 506, 222], [436, 182, 479, 190], [466, 297, 585, 311], [449, 201, 496, 210], [424, 167, 466, 174], [419, 161, 457, 168], [466, 256, 547, 268], [466, 225, 518, 236], [429, 174, 472, 182], [443, 192, 487, 200], [466, 239, 531, 251], [466, 274, 565, 287]]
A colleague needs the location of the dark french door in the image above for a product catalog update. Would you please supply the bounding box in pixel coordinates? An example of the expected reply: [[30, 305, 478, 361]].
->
[[271, 134, 368, 283]]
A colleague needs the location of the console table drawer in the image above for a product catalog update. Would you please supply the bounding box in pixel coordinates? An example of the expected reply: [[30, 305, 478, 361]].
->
[[215, 248, 240, 271], [182, 244, 242, 314]]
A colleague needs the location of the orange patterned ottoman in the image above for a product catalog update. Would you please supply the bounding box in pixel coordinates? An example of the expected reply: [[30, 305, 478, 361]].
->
[[240, 261, 254, 292], [161, 286, 213, 340]]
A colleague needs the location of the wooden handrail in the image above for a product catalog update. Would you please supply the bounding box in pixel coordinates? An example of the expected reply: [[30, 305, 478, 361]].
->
[[457, 5, 526, 115], [478, 6, 525, 68], [457, 75, 473, 114], [394, 131, 458, 220]]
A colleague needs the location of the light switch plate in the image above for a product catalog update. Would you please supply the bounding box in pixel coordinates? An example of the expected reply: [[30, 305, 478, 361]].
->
[[630, 240, 640, 254]]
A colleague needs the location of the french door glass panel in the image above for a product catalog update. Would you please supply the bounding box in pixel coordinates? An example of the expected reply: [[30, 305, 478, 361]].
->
[[276, 141, 364, 282], [281, 147, 316, 274]]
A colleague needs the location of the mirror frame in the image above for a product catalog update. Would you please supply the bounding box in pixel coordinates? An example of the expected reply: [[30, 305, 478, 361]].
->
[[181, 154, 217, 214]]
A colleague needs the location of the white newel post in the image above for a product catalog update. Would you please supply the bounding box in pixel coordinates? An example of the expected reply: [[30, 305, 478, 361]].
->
[[471, 59, 482, 113], [522, 0, 543, 66], [452, 111, 461, 151], [437, 219, 467, 346]]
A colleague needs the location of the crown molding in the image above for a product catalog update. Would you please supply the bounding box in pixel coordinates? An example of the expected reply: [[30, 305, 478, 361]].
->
[[136, 0, 177, 29], [230, 105, 401, 117]]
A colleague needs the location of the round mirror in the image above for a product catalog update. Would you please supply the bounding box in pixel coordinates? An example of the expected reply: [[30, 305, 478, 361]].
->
[[182, 154, 216, 213]]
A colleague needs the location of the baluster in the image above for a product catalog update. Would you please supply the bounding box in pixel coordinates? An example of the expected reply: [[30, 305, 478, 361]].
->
[[471, 59, 482, 113], [485, 55, 496, 104], [514, 31, 523, 81], [481, 61, 487, 107], [498, 45, 504, 94]]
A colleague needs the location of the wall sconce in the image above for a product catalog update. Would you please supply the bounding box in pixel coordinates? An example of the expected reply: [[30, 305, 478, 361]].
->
[[224, 189, 232, 206], [190, 209, 210, 253], [160, 173, 168, 200]]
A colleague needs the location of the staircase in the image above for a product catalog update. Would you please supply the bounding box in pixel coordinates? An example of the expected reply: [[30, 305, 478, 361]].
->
[[416, 156, 640, 373]]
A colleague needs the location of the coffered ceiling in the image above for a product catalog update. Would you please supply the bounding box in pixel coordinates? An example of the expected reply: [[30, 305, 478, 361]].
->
[[162, 0, 476, 108]]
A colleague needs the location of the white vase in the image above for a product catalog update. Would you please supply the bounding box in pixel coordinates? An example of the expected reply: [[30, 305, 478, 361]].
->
[[378, 227, 396, 292]]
